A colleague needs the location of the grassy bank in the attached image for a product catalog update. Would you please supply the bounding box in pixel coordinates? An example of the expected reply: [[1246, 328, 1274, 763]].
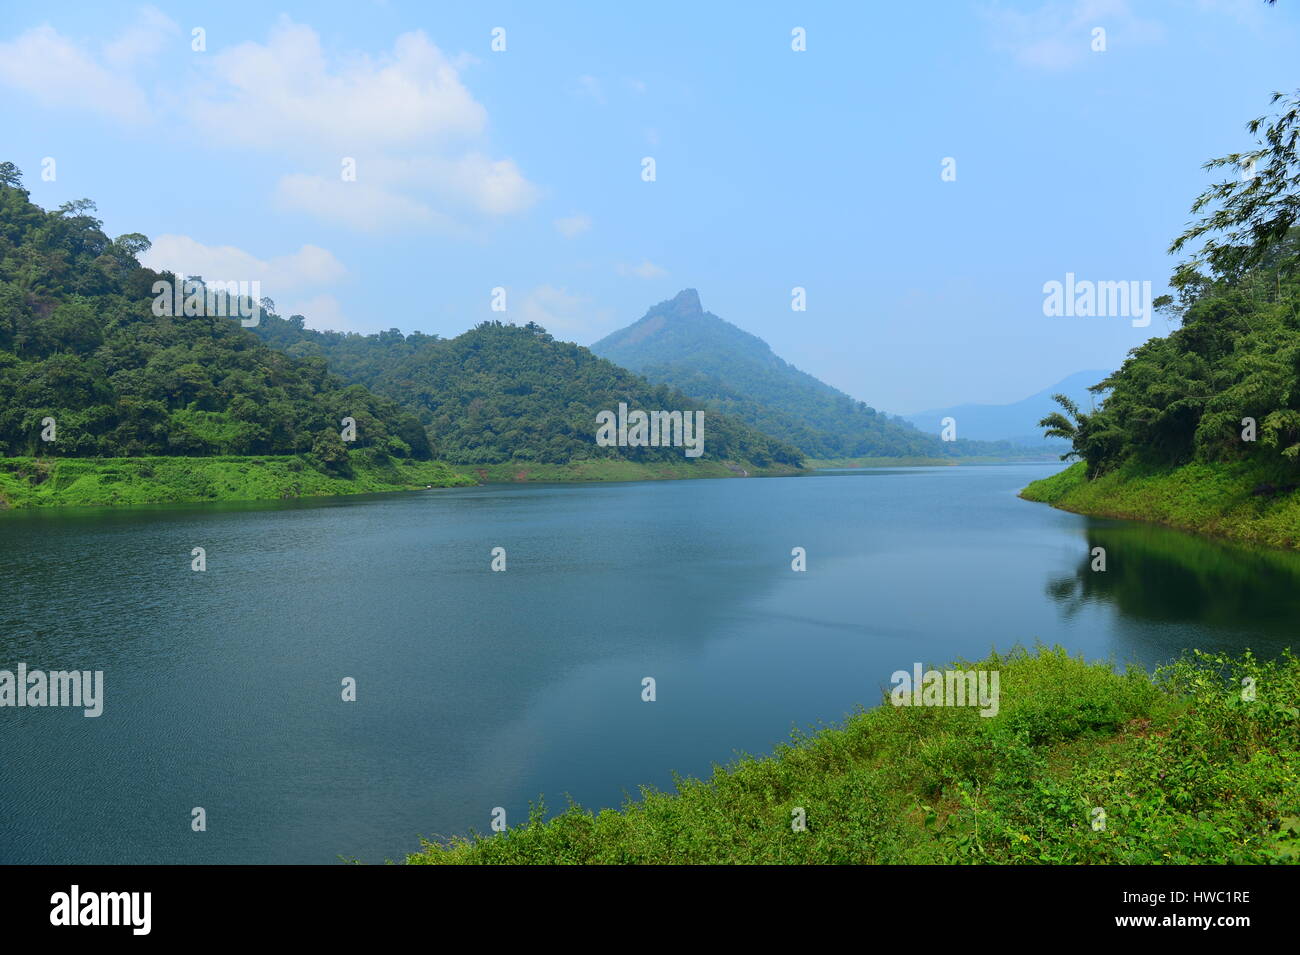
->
[[451, 458, 803, 483], [805, 456, 959, 469], [0, 453, 805, 508], [406, 647, 1300, 864], [1021, 460, 1300, 549], [807, 454, 1059, 469], [0, 452, 475, 508]]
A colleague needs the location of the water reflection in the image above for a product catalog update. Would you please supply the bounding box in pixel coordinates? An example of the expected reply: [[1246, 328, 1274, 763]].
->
[[1047, 517, 1300, 657]]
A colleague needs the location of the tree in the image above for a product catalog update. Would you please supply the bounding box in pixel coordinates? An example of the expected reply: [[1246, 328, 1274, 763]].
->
[[112, 233, 152, 260], [1039, 394, 1086, 461], [1169, 89, 1300, 284], [310, 428, 352, 475]]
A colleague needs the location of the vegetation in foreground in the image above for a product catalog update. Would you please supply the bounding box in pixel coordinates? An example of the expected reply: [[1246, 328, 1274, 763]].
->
[[1022, 459, 1300, 549], [406, 647, 1300, 864], [0, 450, 473, 508]]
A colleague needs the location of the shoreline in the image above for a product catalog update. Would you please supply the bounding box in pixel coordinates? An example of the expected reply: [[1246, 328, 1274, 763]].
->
[[448, 458, 803, 485], [0, 454, 803, 510], [1, 452, 1064, 511], [0, 454, 474, 510], [406, 646, 1299, 864], [1020, 460, 1300, 551]]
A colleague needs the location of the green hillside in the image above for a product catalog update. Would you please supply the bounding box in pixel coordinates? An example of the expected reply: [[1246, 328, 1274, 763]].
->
[[1028, 91, 1300, 546], [253, 311, 805, 469], [590, 289, 1025, 459], [0, 164, 431, 463]]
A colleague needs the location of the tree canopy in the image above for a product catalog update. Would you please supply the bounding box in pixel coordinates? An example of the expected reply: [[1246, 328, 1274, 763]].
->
[[0, 167, 431, 459], [253, 311, 805, 466], [1043, 90, 1300, 478]]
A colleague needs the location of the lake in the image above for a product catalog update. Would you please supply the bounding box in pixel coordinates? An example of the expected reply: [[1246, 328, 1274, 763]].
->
[[2, 463, 1298, 864]]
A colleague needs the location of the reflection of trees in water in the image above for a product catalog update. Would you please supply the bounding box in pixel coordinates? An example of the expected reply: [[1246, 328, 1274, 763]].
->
[[1046, 519, 1300, 639]]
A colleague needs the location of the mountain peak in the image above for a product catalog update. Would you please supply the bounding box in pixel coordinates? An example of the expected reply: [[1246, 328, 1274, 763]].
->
[[661, 288, 703, 318], [589, 292, 945, 461]]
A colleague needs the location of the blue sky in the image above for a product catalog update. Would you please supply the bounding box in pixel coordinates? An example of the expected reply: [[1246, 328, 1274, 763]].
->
[[1, 0, 1297, 413]]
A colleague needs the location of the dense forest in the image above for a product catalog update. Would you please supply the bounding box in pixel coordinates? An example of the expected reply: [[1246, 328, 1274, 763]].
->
[[591, 289, 1023, 459], [1042, 90, 1300, 481], [0, 164, 431, 462], [0, 164, 798, 470], [253, 311, 805, 466]]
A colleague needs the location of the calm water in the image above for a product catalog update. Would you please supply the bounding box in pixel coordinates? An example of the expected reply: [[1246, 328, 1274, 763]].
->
[[2, 463, 1298, 864]]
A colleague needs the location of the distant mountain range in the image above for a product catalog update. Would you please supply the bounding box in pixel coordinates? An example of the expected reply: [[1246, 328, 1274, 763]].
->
[[591, 290, 1031, 460], [903, 370, 1111, 446]]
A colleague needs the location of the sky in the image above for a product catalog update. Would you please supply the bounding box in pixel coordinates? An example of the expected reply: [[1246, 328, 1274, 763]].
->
[[1, 0, 1297, 414]]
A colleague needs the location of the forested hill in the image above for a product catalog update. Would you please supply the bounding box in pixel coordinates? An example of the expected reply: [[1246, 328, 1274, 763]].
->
[[1040, 89, 1300, 484], [0, 165, 431, 460], [253, 313, 805, 467], [590, 290, 1007, 459], [1046, 229, 1300, 477], [1023, 91, 1300, 549]]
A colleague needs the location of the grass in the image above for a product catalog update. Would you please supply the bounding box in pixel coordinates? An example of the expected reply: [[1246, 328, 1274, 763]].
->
[[406, 646, 1300, 864], [1021, 459, 1300, 549], [450, 458, 803, 484], [0, 453, 804, 508], [0, 451, 475, 508], [806, 454, 1059, 469], [804, 456, 962, 468]]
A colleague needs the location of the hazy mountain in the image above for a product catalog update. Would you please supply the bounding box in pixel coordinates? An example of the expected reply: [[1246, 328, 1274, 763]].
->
[[903, 370, 1111, 446], [590, 289, 1017, 459]]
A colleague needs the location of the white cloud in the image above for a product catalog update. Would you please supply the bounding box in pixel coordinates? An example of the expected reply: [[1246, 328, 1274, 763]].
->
[[140, 235, 347, 293], [187, 19, 538, 232], [278, 293, 361, 333], [274, 153, 537, 232], [141, 236, 364, 332], [190, 20, 486, 151], [982, 0, 1162, 71], [274, 175, 451, 233], [0, 8, 178, 123], [428, 154, 537, 216], [519, 285, 614, 338], [554, 213, 592, 239], [104, 6, 180, 69], [0, 15, 538, 233], [616, 259, 668, 279]]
